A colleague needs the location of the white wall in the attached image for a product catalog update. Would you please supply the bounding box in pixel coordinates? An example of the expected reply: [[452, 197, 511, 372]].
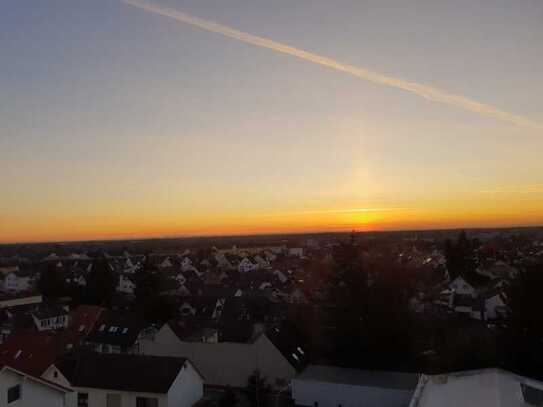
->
[[0, 370, 66, 407], [413, 369, 543, 407], [44, 361, 203, 407], [485, 295, 505, 320], [449, 278, 476, 297], [141, 325, 296, 388], [43, 365, 77, 407], [167, 362, 203, 407], [67, 386, 167, 407], [292, 379, 414, 407]]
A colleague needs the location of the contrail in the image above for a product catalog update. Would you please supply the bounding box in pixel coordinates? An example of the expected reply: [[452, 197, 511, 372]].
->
[[122, 0, 543, 130]]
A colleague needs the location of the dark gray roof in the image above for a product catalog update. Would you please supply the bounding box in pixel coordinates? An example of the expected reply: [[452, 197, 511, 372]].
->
[[295, 365, 418, 390], [85, 311, 146, 347], [57, 352, 189, 393], [521, 383, 543, 405]]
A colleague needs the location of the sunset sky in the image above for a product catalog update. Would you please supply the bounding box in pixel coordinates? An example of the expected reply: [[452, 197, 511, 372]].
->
[[1, 0, 542, 243]]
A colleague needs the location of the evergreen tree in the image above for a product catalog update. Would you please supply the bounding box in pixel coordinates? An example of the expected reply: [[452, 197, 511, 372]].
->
[[505, 262, 543, 375], [444, 230, 477, 280], [134, 257, 175, 323], [219, 387, 238, 407], [247, 370, 270, 407], [38, 262, 65, 299], [328, 233, 368, 366], [86, 257, 116, 306]]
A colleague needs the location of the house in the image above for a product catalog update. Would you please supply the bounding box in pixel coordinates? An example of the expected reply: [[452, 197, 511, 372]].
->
[[238, 257, 257, 273], [180, 257, 200, 276], [117, 274, 136, 295], [85, 311, 148, 354], [292, 365, 418, 407], [288, 287, 308, 304], [483, 261, 518, 280], [0, 267, 19, 277], [158, 257, 173, 269], [31, 305, 69, 332], [140, 322, 306, 388], [448, 276, 477, 297], [59, 305, 105, 351], [0, 365, 70, 407], [214, 253, 233, 270], [66, 272, 87, 287], [409, 368, 543, 407], [289, 248, 304, 258], [123, 257, 138, 273], [174, 272, 186, 285], [451, 295, 484, 320], [273, 270, 288, 284], [0, 332, 61, 377], [3, 271, 32, 293], [484, 292, 508, 320], [43, 352, 204, 407], [0, 295, 42, 309]]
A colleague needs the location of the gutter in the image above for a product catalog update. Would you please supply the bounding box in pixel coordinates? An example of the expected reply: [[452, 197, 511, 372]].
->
[[408, 374, 429, 407]]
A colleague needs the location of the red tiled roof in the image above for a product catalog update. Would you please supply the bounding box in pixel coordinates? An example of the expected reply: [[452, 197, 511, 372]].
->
[[0, 331, 61, 376], [59, 305, 105, 350]]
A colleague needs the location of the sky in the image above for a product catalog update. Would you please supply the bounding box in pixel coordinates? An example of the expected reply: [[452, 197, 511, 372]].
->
[[1, 0, 542, 243]]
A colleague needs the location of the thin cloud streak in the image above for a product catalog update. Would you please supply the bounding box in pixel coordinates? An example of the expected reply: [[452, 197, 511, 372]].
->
[[253, 207, 412, 218], [480, 184, 543, 194], [122, 0, 543, 130]]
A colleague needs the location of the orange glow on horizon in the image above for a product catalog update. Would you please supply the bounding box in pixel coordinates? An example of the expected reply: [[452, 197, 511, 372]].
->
[[1, 202, 541, 244]]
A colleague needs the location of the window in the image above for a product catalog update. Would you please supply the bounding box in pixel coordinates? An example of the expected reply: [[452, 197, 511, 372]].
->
[[77, 392, 89, 407], [106, 393, 121, 407], [136, 397, 159, 407], [7, 385, 20, 404], [53, 370, 58, 378]]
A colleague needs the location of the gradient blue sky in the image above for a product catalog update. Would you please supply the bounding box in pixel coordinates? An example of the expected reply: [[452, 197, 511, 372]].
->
[[1, 0, 542, 242]]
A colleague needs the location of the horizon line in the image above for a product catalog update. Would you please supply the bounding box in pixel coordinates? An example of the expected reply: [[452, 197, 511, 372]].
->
[[2, 223, 542, 246]]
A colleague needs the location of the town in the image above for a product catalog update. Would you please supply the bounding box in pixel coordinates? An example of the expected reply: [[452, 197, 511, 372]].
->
[[0, 227, 542, 406]]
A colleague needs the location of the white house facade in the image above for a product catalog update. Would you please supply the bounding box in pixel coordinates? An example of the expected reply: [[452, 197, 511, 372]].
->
[[409, 368, 543, 407], [42, 353, 203, 407], [292, 365, 418, 407], [0, 366, 70, 407]]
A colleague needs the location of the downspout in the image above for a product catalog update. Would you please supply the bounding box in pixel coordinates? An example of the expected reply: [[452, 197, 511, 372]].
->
[[408, 374, 429, 407]]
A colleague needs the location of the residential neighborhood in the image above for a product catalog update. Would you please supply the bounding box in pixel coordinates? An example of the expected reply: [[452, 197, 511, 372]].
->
[[0, 228, 543, 406]]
